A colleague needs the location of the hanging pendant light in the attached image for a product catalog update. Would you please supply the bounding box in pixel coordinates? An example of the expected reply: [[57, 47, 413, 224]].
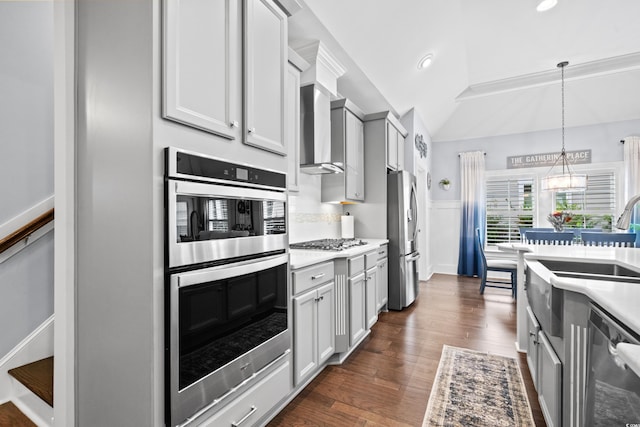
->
[[541, 61, 588, 192]]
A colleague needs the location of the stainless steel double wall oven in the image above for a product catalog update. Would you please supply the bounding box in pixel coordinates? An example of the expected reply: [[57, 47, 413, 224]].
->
[[164, 147, 289, 426]]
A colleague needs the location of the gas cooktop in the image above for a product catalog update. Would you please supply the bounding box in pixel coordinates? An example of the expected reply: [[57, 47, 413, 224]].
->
[[290, 238, 368, 251]]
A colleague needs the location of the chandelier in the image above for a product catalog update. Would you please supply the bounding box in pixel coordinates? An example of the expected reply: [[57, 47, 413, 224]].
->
[[541, 61, 587, 192]]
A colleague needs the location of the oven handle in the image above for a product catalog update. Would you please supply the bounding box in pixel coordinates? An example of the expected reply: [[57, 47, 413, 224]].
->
[[176, 253, 289, 288], [172, 179, 287, 202]]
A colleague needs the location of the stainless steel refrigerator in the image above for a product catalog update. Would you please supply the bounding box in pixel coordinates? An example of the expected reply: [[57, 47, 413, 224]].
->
[[387, 170, 420, 310]]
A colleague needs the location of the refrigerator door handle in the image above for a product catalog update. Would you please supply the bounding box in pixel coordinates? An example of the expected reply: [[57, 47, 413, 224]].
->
[[410, 182, 419, 241], [405, 252, 421, 262]]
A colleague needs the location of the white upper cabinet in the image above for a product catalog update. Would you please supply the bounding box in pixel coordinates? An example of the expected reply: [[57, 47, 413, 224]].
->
[[163, 0, 241, 139], [243, 0, 288, 155], [163, 0, 288, 155]]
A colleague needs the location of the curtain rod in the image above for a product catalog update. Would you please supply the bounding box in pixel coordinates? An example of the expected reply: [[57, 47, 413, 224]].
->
[[458, 152, 486, 156]]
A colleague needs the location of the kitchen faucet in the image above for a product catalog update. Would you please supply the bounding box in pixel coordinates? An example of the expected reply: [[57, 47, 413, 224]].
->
[[616, 193, 640, 229]]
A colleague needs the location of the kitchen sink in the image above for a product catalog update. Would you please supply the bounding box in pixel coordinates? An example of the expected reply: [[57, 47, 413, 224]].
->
[[539, 260, 640, 283]]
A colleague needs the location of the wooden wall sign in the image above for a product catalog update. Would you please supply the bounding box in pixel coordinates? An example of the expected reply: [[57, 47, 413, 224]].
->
[[507, 149, 591, 169]]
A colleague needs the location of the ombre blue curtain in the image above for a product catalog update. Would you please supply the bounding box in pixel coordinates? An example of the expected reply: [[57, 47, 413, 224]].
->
[[623, 136, 640, 246], [457, 151, 486, 277]]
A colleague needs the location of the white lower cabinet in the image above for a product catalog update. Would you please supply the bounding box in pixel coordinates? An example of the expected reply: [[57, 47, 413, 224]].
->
[[197, 359, 290, 427], [349, 272, 367, 346], [365, 266, 378, 329], [537, 331, 562, 427], [292, 261, 335, 386], [376, 245, 388, 311]]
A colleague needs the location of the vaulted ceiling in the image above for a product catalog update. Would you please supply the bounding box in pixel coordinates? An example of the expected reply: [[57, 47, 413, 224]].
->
[[289, 0, 640, 142]]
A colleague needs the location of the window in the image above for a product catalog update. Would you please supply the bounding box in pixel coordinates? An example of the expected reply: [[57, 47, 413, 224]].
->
[[554, 171, 616, 231], [486, 178, 535, 245], [263, 200, 286, 234], [207, 199, 229, 232]]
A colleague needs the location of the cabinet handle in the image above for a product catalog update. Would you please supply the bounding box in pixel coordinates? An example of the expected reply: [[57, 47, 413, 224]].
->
[[311, 273, 325, 280], [230, 120, 239, 128], [378, 251, 385, 255], [248, 127, 256, 134], [231, 406, 257, 427], [315, 295, 324, 302]]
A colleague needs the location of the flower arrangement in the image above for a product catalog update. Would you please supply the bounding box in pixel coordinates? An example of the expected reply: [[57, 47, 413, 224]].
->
[[547, 211, 573, 231]]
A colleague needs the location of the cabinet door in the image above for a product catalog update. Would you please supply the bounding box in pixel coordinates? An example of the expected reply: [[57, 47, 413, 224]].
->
[[293, 289, 317, 385], [286, 62, 301, 192], [376, 258, 388, 310], [365, 267, 378, 329], [538, 331, 562, 427], [316, 282, 335, 365], [243, 0, 287, 155], [349, 273, 367, 346], [396, 128, 405, 171], [526, 306, 540, 390], [163, 0, 241, 138], [386, 122, 398, 170], [345, 110, 364, 201]]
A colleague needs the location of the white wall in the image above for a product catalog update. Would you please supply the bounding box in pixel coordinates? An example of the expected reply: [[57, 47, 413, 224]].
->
[[430, 119, 640, 274], [0, 1, 54, 358]]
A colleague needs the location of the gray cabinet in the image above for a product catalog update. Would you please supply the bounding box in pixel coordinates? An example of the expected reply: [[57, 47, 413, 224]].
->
[[292, 261, 335, 386], [286, 51, 309, 192], [349, 272, 367, 346], [538, 331, 562, 427], [386, 121, 405, 171], [376, 244, 388, 311], [162, 0, 287, 155], [365, 250, 379, 329], [322, 99, 365, 203], [526, 306, 540, 390], [163, 0, 242, 139], [243, 0, 288, 155]]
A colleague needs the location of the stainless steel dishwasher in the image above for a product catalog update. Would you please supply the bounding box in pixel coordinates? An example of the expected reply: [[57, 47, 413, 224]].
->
[[584, 304, 640, 426]]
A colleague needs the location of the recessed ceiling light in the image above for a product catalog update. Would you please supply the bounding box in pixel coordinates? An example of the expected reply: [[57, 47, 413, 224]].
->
[[536, 0, 557, 12], [417, 54, 433, 70]]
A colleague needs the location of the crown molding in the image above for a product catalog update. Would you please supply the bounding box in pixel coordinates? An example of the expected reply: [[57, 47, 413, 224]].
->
[[457, 52, 640, 101]]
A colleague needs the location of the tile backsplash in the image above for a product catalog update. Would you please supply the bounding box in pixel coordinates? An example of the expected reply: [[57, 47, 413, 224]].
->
[[288, 174, 342, 243]]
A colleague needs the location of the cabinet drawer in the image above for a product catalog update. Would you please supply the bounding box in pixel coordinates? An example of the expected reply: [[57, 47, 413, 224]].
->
[[197, 360, 291, 427], [365, 251, 378, 269], [348, 254, 365, 277], [292, 261, 334, 295], [377, 244, 388, 260]]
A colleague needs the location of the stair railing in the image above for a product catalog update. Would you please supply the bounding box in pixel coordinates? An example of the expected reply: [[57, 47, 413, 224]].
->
[[0, 208, 54, 263]]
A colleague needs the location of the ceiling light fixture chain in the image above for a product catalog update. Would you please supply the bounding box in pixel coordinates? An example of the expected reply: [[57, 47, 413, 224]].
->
[[540, 60, 587, 192]]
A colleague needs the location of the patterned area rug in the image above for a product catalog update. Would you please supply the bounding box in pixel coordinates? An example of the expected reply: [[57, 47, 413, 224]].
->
[[422, 345, 535, 427]]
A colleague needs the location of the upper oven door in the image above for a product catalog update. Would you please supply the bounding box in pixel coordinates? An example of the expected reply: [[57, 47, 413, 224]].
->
[[167, 179, 287, 268]]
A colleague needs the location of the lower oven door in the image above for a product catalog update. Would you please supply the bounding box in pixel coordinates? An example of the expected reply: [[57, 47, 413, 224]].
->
[[167, 253, 290, 427]]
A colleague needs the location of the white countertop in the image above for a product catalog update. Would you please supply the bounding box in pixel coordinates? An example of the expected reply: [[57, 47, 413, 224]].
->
[[289, 238, 389, 269], [523, 245, 640, 335]]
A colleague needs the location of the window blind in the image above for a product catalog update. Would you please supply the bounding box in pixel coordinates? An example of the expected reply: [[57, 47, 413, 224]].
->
[[555, 171, 615, 230], [207, 199, 229, 231], [263, 201, 286, 234], [486, 178, 535, 244]]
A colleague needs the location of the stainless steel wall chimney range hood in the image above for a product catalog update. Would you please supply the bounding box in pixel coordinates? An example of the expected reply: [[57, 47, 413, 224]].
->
[[299, 84, 344, 174]]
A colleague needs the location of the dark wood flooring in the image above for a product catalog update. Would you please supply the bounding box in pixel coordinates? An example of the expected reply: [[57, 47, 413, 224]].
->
[[269, 274, 546, 426]]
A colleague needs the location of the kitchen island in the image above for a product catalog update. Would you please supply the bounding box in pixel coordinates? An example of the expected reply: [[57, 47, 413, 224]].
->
[[507, 244, 640, 427]]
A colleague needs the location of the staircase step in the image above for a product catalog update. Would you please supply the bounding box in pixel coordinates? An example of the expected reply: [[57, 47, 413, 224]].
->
[[8, 357, 53, 407], [0, 401, 37, 427]]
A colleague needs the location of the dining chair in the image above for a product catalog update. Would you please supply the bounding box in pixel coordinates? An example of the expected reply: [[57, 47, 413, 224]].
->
[[519, 227, 553, 242], [581, 232, 637, 248], [522, 231, 574, 245], [476, 228, 517, 297], [572, 228, 602, 241]]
